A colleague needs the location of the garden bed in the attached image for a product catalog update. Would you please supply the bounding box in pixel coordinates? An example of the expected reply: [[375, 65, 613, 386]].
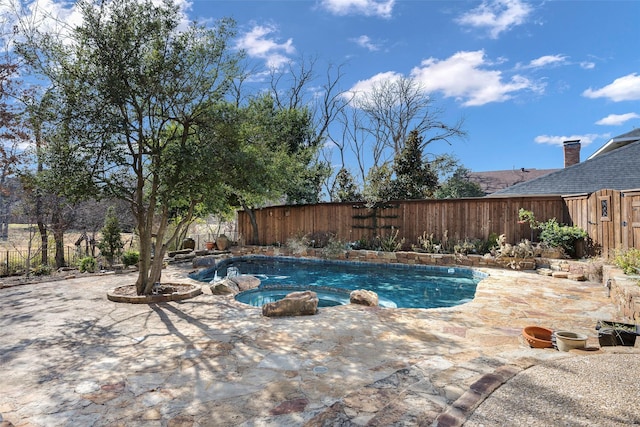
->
[[107, 283, 202, 303]]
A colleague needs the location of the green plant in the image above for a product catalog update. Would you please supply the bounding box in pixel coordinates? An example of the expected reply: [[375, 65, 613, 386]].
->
[[414, 232, 442, 253], [97, 207, 124, 267], [78, 256, 97, 273], [377, 228, 403, 252], [32, 263, 52, 276], [321, 237, 348, 258], [518, 209, 587, 257], [538, 219, 587, 257], [473, 233, 499, 255], [351, 236, 373, 250], [613, 249, 640, 275], [286, 232, 310, 255], [454, 239, 479, 255], [121, 250, 140, 268]]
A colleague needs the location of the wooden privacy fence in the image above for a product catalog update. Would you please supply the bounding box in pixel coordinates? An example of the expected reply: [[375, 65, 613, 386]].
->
[[564, 188, 640, 258], [238, 196, 568, 247]]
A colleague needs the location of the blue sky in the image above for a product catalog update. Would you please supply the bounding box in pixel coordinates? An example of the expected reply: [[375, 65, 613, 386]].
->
[[186, 0, 640, 172], [6, 0, 640, 175]]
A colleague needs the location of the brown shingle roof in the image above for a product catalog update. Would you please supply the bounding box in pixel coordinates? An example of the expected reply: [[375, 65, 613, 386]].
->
[[469, 168, 559, 194]]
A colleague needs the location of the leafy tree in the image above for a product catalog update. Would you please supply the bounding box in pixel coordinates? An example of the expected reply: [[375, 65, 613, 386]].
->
[[17, 0, 243, 294], [222, 94, 324, 243], [0, 60, 28, 240], [332, 168, 362, 202], [363, 164, 394, 207], [391, 130, 437, 199], [435, 167, 484, 199], [97, 207, 123, 267]]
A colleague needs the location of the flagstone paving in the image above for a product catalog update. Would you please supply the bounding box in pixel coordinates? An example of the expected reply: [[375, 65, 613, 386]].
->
[[0, 263, 636, 426]]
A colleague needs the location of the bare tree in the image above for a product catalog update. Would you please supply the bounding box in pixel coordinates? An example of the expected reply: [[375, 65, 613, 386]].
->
[[352, 75, 466, 167]]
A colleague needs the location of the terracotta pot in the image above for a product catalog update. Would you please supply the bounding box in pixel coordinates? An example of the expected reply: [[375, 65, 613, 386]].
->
[[205, 241, 215, 251], [522, 326, 554, 348]]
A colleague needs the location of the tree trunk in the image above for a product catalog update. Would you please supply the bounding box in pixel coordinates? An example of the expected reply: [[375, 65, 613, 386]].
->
[[241, 201, 260, 244], [51, 211, 65, 269], [54, 229, 64, 269], [38, 222, 48, 266], [135, 223, 153, 295]]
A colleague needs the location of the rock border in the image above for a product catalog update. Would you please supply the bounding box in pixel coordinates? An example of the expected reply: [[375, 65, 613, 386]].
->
[[107, 283, 202, 304]]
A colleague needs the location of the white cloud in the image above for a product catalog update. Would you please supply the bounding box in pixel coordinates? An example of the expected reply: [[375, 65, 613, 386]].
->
[[595, 113, 640, 126], [456, 0, 533, 39], [580, 61, 595, 70], [235, 24, 296, 69], [534, 134, 601, 147], [351, 35, 380, 51], [347, 71, 403, 102], [583, 73, 640, 102], [521, 54, 568, 69], [409, 50, 541, 106], [319, 0, 395, 18]]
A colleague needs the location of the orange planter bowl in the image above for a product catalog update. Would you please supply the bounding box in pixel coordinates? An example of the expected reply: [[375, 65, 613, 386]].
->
[[522, 326, 554, 348]]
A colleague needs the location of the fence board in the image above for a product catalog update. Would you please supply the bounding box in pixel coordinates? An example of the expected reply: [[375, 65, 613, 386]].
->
[[238, 196, 567, 247]]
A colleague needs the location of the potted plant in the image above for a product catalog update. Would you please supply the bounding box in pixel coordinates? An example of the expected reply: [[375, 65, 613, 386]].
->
[[596, 320, 639, 346]]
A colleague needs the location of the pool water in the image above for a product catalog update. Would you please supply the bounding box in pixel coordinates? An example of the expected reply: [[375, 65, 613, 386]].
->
[[192, 256, 484, 309]]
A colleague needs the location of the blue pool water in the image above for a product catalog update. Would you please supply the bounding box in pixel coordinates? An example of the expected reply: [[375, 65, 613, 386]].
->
[[192, 256, 485, 309]]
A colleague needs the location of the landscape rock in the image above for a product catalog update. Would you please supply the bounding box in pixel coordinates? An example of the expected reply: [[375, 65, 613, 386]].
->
[[230, 275, 261, 291], [210, 279, 240, 295], [350, 289, 379, 306], [262, 290, 318, 317], [210, 275, 261, 295]]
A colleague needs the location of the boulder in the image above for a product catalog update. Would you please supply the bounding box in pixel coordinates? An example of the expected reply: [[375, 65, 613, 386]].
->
[[350, 289, 379, 307], [210, 279, 240, 295], [230, 275, 261, 291], [262, 291, 319, 317], [209, 275, 260, 295]]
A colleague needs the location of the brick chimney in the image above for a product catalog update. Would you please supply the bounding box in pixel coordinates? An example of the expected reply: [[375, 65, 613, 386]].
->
[[563, 140, 581, 167]]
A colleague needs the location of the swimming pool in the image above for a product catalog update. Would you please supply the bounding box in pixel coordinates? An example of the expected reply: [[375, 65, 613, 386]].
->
[[192, 256, 485, 309]]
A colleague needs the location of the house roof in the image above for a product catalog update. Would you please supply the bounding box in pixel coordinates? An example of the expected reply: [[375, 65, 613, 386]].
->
[[587, 128, 640, 160], [490, 139, 640, 197], [468, 168, 558, 194]]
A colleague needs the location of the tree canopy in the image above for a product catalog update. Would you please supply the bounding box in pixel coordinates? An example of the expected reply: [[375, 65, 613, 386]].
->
[[15, 0, 328, 290], [18, 0, 244, 294]]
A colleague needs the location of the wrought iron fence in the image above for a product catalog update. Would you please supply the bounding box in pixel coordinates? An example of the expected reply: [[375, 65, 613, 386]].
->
[[0, 246, 84, 277]]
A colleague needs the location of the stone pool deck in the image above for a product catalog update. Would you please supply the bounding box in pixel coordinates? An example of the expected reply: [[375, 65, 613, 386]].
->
[[1, 263, 638, 426]]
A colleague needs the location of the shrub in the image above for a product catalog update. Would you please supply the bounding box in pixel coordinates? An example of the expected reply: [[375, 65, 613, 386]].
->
[[32, 264, 52, 276], [97, 207, 124, 266], [413, 232, 442, 253], [286, 233, 310, 254], [321, 237, 348, 258], [537, 219, 587, 257], [121, 250, 140, 268], [306, 231, 335, 248], [613, 249, 640, 275], [518, 209, 587, 257], [377, 228, 404, 252], [78, 256, 97, 273]]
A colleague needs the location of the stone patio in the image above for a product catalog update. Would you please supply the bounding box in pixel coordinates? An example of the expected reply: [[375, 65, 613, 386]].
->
[[0, 262, 635, 426]]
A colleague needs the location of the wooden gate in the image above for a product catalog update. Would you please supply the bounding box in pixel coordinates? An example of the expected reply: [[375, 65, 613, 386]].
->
[[621, 189, 640, 254], [565, 189, 640, 258]]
